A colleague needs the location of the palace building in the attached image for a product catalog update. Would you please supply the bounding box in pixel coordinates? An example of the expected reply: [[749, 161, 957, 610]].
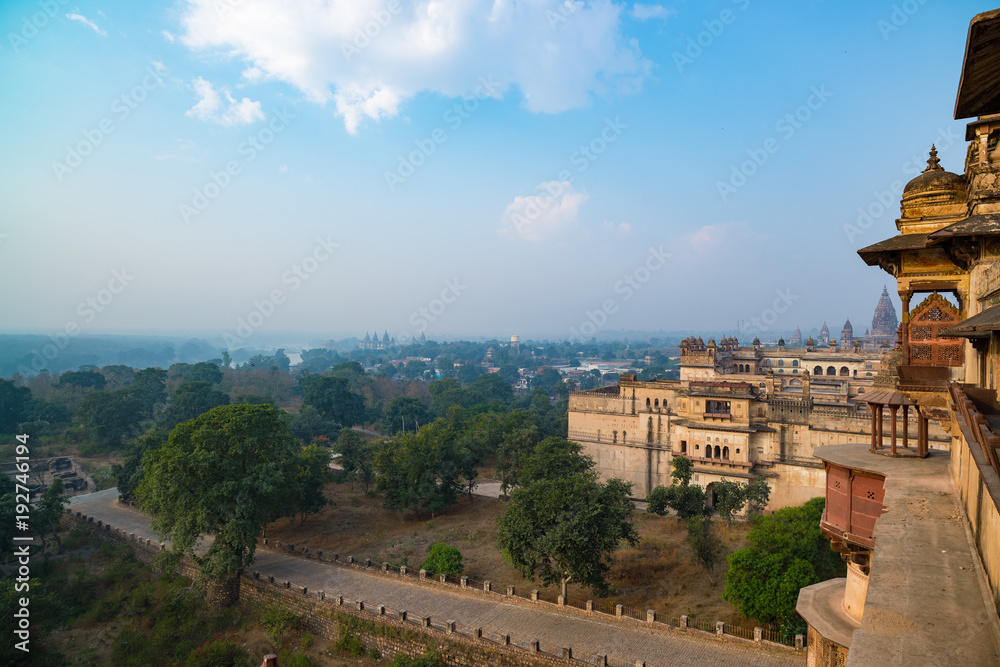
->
[[567, 323, 949, 510]]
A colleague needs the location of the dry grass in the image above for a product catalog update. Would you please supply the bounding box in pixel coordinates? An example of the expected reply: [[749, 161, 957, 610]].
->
[[266, 479, 751, 625]]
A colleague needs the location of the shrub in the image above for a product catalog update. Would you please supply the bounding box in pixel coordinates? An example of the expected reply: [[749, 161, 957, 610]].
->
[[185, 636, 246, 667], [260, 606, 302, 641], [390, 651, 445, 667], [421, 542, 463, 575], [278, 649, 315, 667], [334, 630, 366, 656]]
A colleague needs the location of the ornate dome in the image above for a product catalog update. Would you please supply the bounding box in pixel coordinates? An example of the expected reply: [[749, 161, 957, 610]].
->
[[806, 337, 816, 347], [903, 145, 966, 197], [753, 337, 761, 345]]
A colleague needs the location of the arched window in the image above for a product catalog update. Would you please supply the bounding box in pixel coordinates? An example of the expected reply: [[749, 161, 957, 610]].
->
[[704, 445, 710, 458], [646, 398, 651, 408], [714, 445, 722, 459], [792, 360, 798, 367], [840, 366, 849, 376], [778, 359, 784, 367], [736, 448, 741, 454], [858, 388, 865, 394], [814, 366, 823, 375], [827, 366, 836, 376], [757, 408, 764, 416], [654, 398, 659, 408], [723, 446, 730, 459], [793, 369, 798, 373]]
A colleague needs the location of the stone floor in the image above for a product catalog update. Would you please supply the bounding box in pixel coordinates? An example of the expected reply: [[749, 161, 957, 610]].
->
[[69, 490, 803, 667]]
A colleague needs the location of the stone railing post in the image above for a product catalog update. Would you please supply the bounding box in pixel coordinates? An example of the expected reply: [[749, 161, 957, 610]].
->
[[262, 654, 278, 667], [317, 549, 323, 559], [502, 634, 510, 645], [716, 621, 725, 637], [484, 581, 491, 593], [586, 600, 594, 613], [596, 654, 607, 666], [460, 575, 468, 588], [530, 590, 539, 602], [506, 585, 515, 596], [754, 627, 763, 643], [473, 627, 482, 639], [446, 620, 456, 634], [615, 604, 623, 618], [562, 647, 572, 659], [419, 569, 427, 580], [795, 634, 804, 650], [439, 573, 447, 584], [421, 617, 431, 628], [383, 562, 389, 573], [400, 611, 407, 621], [558, 595, 565, 607], [530, 639, 540, 654], [680, 615, 688, 629], [400, 565, 407, 576], [646, 610, 656, 625], [377, 605, 385, 615]]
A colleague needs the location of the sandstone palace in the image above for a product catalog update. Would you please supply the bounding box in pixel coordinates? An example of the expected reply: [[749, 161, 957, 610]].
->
[[567, 294, 948, 509]]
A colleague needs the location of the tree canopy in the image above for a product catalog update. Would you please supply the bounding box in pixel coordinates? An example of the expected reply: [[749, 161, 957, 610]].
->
[[137, 404, 301, 604], [724, 497, 844, 628], [496, 475, 638, 599], [646, 456, 709, 521]]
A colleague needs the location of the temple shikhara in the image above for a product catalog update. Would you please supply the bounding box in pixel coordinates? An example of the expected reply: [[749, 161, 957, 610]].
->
[[569, 8, 1000, 665]]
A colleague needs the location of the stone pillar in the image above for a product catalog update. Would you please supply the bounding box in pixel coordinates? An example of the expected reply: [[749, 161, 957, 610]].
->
[[377, 605, 385, 615], [562, 647, 572, 659], [400, 566, 407, 576], [586, 600, 594, 613], [558, 595, 565, 606], [877, 405, 884, 449], [902, 404, 909, 449], [420, 617, 430, 628], [383, 562, 389, 573], [890, 405, 898, 455], [680, 615, 688, 629], [446, 620, 455, 634], [506, 585, 515, 596], [400, 610, 407, 621], [530, 590, 538, 602], [530, 639, 540, 654], [795, 634, 804, 650], [484, 580, 491, 593], [646, 610, 656, 625], [900, 291, 912, 365], [919, 414, 929, 456], [460, 576, 468, 588], [716, 621, 725, 636], [439, 573, 447, 584], [615, 604, 623, 617], [754, 627, 763, 643]]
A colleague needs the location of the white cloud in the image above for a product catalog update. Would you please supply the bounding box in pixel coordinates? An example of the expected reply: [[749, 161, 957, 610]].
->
[[500, 181, 588, 242], [66, 13, 107, 36], [179, 0, 650, 133], [185, 77, 265, 127], [629, 4, 674, 21], [162, 30, 176, 43], [603, 220, 631, 236]]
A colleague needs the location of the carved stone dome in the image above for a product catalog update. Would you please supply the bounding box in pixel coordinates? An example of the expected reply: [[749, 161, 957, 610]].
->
[[903, 145, 966, 198]]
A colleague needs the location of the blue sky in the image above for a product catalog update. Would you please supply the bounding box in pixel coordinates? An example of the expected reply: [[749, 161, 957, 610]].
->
[[0, 0, 993, 347]]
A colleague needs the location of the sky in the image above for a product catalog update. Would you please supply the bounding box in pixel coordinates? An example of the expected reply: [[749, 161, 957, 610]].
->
[[0, 0, 995, 348]]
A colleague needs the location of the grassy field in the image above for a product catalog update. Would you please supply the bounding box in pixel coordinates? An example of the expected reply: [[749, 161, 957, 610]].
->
[[266, 478, 751, 624]]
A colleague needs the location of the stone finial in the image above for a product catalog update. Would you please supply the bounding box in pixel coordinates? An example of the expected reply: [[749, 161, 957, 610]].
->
[[923, 144, 942, 172]]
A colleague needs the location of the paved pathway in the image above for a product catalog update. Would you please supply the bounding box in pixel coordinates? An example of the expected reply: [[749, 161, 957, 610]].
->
[[69, 491, 803, 667]]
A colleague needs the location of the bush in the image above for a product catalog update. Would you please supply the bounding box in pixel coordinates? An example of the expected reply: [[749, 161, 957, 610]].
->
[[390, 652, 445, 667], [334, 631, 366, 656], [278, 649, 315, 667], [185, 636, 246, 667], [421, 542, 463, 575], [260, 606, 302, 641]]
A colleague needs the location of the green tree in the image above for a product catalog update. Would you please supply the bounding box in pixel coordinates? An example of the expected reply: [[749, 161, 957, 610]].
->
[[421, 542, 464, 575], [131, 367, 167, 416], [137, 404, 300, 607], [374, 420, 464, 517], [724, 498, 844, 626], [302, 376, 365, 428], [58, 369, 107, 390], [646, 456, 709, 521], [161, 381, 230, 430], [383, 396, 432, 435], [186, 361, 224, 385], [77, 389, 145, 448], [496, 476, 638, 599], [0, 379, 31, 433], [713, 478, 747, 525], [289, 443, 331, 523], [519, 437, 594, 486], [495, 419, 539, 496], [685, 515, 725, 585], [112, 428, 168, 503], [36, 478, 70, 558], [744, 476, 772, 517], [468, 372, 514, 405], [334, 428, 376, 492], [456, 363, 484, 385]]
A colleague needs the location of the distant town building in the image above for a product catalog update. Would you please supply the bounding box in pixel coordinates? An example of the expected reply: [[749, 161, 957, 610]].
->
[[358, 330, 395, 350]]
